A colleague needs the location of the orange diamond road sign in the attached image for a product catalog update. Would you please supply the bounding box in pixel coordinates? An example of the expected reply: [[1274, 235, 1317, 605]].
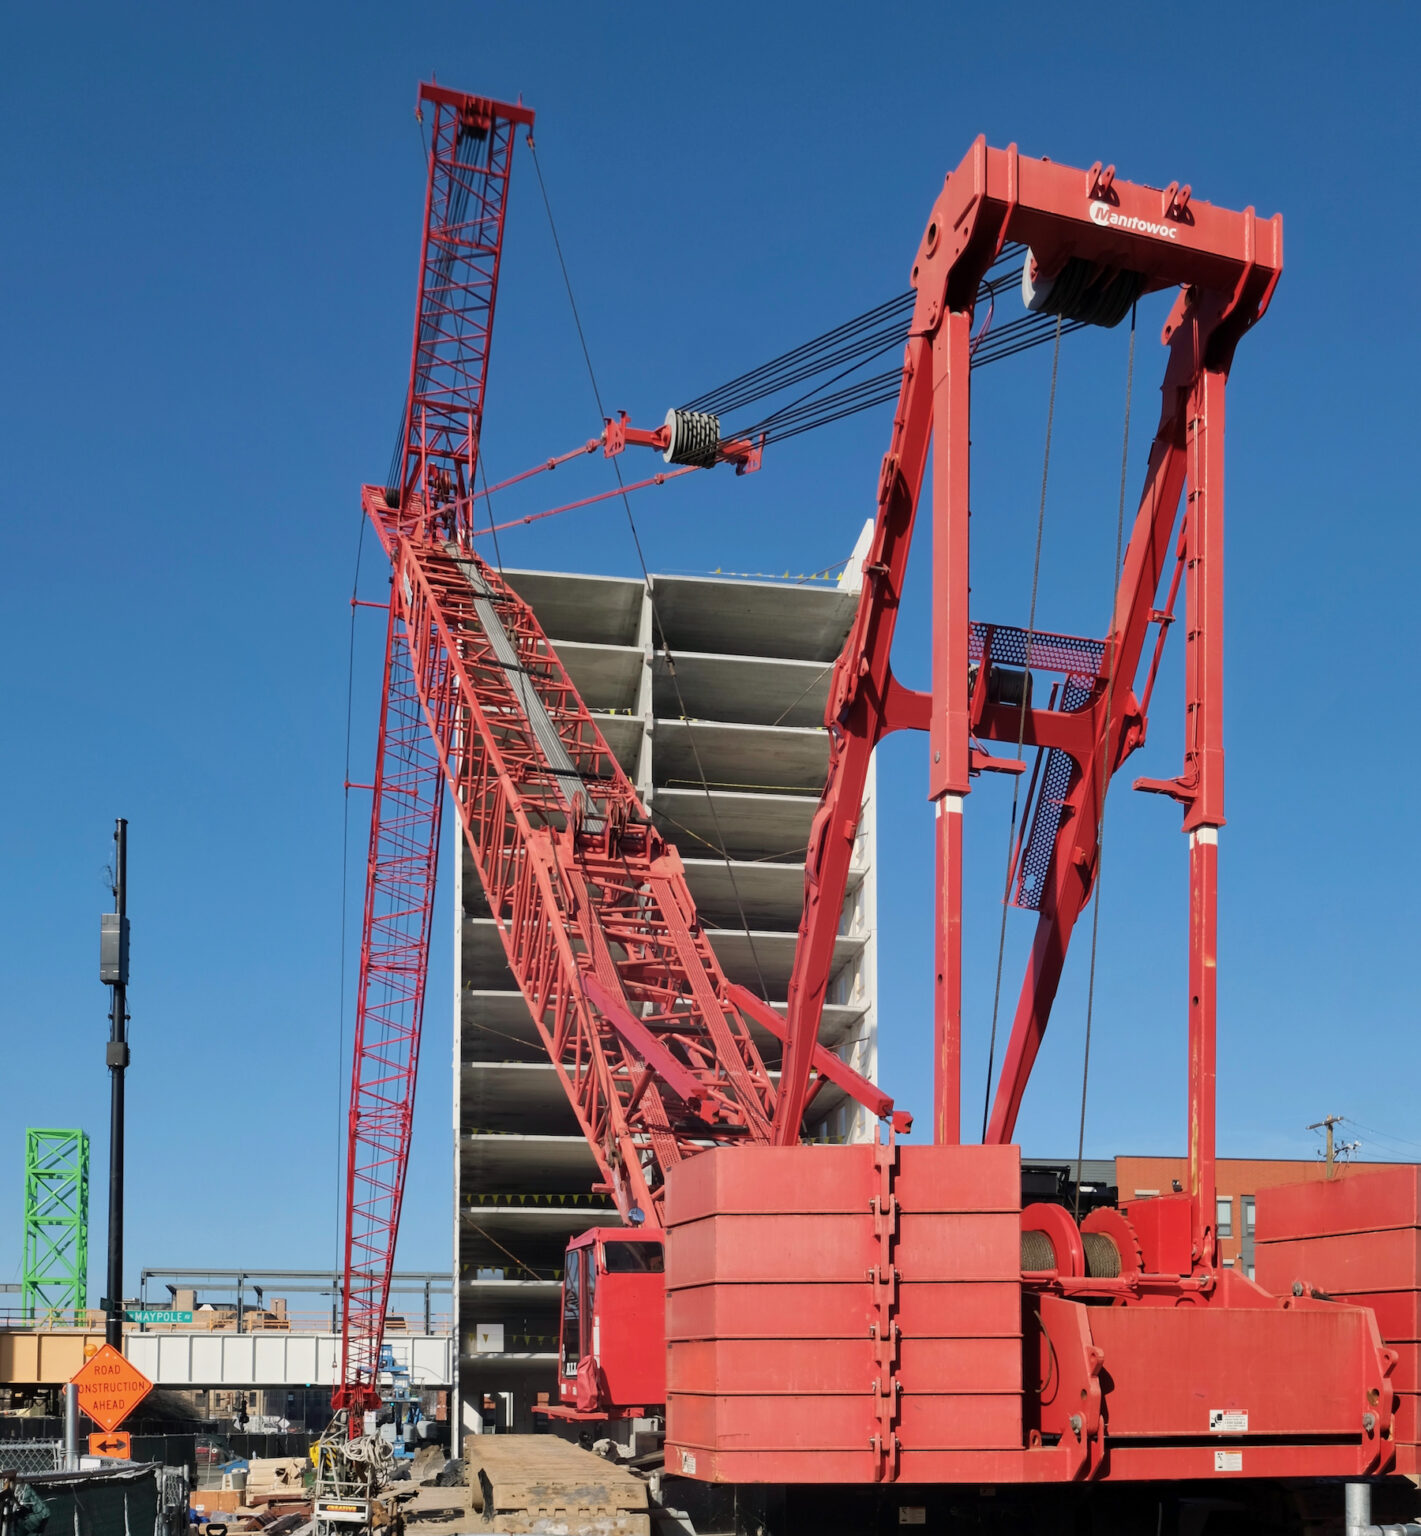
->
[[71, 1344, 152, 1433], [88, 1430, 131, 1460]]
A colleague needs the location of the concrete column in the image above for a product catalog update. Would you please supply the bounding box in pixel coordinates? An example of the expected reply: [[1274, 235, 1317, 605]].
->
[[633, 578, 656, 801]]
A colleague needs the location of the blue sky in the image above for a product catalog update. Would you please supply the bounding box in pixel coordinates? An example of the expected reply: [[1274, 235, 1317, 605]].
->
[[2, 2, 1417, 1296]]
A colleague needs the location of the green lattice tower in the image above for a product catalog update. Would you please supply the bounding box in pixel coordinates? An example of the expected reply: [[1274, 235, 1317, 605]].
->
[[21, 1129, 90, 1323]]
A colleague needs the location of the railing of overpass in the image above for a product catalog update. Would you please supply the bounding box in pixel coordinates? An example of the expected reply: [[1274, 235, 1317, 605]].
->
[[137, 1267, 453, 1335], [0, 1269, 455, 1336], [0, 1307, 454, 1333]]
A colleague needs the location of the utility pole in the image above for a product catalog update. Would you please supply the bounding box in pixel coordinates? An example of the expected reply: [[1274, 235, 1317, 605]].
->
[[101, 819, 130, 1349], [1309, 1114, 1344, 1178]]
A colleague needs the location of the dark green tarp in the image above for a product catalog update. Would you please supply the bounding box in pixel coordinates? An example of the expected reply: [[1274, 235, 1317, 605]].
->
[[22, 1465, 159, 1536]]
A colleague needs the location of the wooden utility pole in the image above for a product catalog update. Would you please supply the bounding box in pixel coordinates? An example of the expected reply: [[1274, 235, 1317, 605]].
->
[[1308, 1114, 1344, 1178]]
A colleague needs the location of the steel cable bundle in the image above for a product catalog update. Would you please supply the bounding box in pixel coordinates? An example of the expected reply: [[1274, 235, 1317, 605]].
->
[[676, 245, 1085, 450]]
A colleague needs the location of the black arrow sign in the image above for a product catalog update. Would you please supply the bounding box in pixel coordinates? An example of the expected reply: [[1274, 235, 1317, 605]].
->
[[95, 1438, 127, 1454]]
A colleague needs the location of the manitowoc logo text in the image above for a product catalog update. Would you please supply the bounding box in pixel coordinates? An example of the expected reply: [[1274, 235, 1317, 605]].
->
[[1089, 200, 1179, 240]]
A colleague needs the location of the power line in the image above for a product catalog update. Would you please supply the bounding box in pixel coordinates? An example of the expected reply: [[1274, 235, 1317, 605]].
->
[[1339, 1116, 1421, 1153]]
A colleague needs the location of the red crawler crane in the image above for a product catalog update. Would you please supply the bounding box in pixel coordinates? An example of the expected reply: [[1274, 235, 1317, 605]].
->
[[337, 82, 1421, 1533]]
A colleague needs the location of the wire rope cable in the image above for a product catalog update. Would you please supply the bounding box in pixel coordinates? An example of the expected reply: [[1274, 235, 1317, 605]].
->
[[468, 257, 1087, 547], [1073, 302, 1137, 1223], [674, 250, 1060, 451], [478, 455, 505, 573], [527, 138, 772, 1003], [981, 317, 1062, 1140]]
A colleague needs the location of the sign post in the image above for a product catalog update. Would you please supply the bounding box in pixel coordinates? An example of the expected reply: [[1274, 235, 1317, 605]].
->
[[71, 1343, 153, 1433]]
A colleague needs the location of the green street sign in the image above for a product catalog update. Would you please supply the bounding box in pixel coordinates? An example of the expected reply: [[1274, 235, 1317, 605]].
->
[[124, 1309, 193, 1324]]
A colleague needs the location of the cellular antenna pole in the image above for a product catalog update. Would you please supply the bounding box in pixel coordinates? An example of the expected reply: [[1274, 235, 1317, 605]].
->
[[100, 817, 131, 1349]]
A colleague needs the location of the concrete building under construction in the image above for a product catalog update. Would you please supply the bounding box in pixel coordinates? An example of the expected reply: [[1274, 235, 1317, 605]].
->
[[452, 565, 879, 1433]]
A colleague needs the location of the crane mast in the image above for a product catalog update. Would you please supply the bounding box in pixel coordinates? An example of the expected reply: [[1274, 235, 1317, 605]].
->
[[334, 82, 533, 1422]]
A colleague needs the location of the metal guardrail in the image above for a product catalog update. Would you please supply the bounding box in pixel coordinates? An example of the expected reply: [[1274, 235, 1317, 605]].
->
[[0, 1309, 106, 1332], [0, 1308, 453, 1335]]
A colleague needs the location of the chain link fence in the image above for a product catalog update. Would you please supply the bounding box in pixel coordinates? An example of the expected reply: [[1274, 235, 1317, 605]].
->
[[0, 1442, 63, 1476]]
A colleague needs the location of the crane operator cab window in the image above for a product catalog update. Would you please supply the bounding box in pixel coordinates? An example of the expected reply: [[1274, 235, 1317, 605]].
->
[[602, 1241, 665, 1274], [560, 1248, 581, 1379]]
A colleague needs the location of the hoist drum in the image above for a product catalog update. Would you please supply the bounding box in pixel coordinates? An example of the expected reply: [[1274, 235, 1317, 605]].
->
[[969, 662, 1033, 710], [1020, 1201, 1139, 1279]]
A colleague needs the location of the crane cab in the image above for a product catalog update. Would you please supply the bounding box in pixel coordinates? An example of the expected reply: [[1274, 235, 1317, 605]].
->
[[559, 1228, 666, 1415]]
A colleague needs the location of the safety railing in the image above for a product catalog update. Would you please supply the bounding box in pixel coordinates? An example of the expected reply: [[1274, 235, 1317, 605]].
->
[[0, 1308, 453, 1335]]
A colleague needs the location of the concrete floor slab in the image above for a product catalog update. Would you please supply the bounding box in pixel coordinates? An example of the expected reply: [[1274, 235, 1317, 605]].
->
[[649, 574, 855, 662], [651, 786, 817, 862], [460, 1203, 612, 1275], [652, 650, 833, 727], [706, 927, 865, 992], [459, 985, 866, 1070], [550, 640, 643, 712], [461, 989, 545, 1063], [463, 919, 513, 990], [502, 569, 644, 646], [590, 711, 644, 773], [460, 1132, 598, 1194], [458, 1278, 562, 1304], [461, 1063, 579, 1136], [681, 856, 863, 931], [652, 716, 828, 795]]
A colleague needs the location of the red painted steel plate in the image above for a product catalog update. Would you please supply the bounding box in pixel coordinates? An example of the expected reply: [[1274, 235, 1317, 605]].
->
[[1084, 1306, 1375, 1437], [1256, 1167, 1421, 1242]]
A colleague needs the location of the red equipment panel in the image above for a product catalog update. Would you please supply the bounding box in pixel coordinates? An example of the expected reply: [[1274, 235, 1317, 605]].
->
[[663, 1142, 1023, 1484], [1084, 1300, 1386, 1438], [663, 1142, 1395, 1484], [1256, 1166, 1421, 1474]]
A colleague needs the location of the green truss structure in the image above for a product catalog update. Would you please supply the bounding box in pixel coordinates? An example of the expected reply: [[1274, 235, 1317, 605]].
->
[[21, 1129, 90, 1323]]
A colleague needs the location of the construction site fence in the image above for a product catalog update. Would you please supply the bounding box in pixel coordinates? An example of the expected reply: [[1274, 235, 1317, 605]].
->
[[0, 1441, 63, 1476], [0, 1461, 187, 1536], [0, 1424, 312, 1470]]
